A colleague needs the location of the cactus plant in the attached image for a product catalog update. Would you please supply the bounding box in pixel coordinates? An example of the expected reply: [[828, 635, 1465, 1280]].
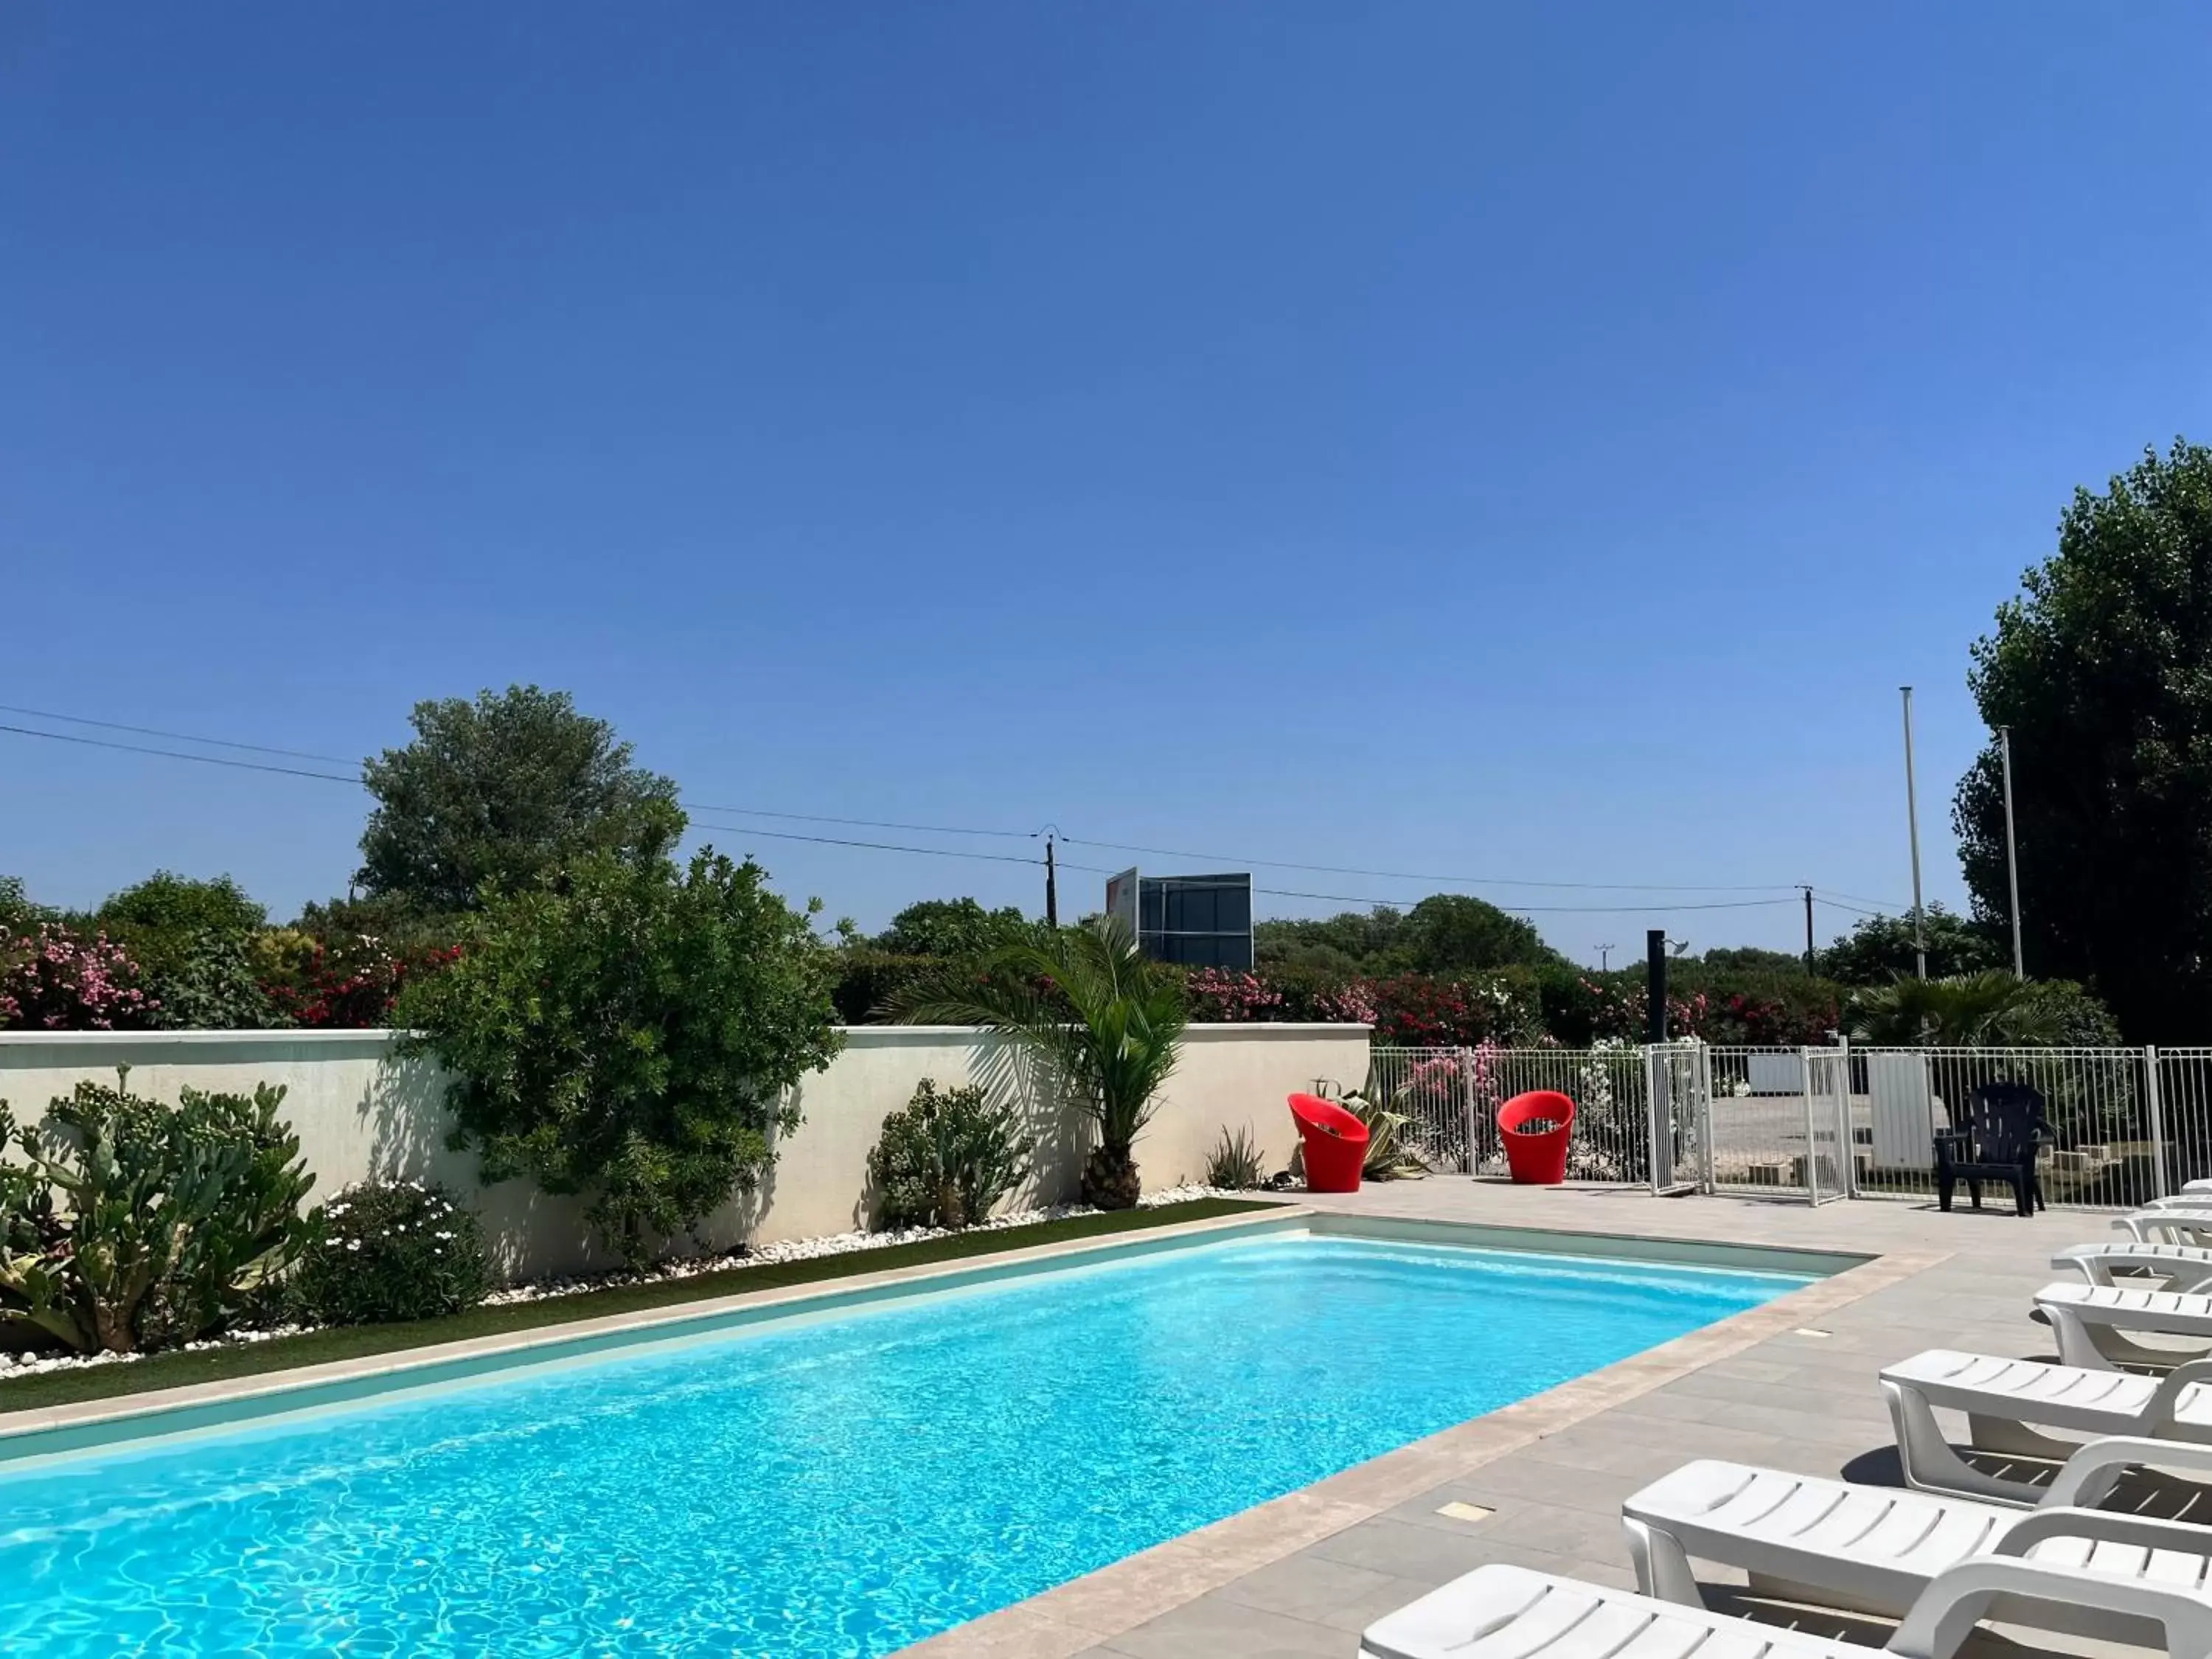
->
[[0, 1069, 315, 1354]]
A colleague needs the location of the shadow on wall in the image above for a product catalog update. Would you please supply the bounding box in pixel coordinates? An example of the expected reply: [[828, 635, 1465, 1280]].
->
[[358, 1050, 609, 1281], [832, 1040, 1092, 1235]]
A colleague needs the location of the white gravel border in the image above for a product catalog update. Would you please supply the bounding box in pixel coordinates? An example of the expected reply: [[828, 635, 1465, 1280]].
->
[[0, 1185, 1243, 1382]]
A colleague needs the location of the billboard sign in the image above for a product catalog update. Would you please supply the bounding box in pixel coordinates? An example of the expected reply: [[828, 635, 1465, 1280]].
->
[[1105, 867, 1139, 936]]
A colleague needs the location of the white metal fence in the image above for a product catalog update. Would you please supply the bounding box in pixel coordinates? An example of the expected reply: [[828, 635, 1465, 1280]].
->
[[1365, 1040, 2212, 1211]]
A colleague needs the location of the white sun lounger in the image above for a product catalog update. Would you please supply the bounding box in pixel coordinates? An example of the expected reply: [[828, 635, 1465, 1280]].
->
[[2057, 1242, 2212, 1293], [2118, 1209, 2212, 1244], [1882, 1349, 2212, 1502], [1361, 1559, 2212, 1659], [2039, 1281, 2212, 1370], [1622, 1444, 2212, 1644]]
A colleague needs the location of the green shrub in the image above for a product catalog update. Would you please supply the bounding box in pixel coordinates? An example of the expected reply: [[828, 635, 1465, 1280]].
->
[[400, 848, 845, 1265], [292, 1180, 490, 1325], [830, 946, 947, 1024], [0, 1071, 315, 1354], [94, 872, 288, 1031], [867, 1079, 1033, 1229], [1203, 1124, 1265, 1189]]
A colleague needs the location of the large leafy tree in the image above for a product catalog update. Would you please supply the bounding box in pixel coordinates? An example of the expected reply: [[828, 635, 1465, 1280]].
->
[[1952, 440, 2212, 1040], [398, 849, 844, 1262], [358, 686, 684, 916], [894, 919, 1187, 1210], [1402, 893, 1560, 973], [874, 897, 1040, 959], [1255, 905, 1410, 975], [95, 873, 282, 1030], [1817, 903, 2000, 987], [1255, 894, 1559, 976]]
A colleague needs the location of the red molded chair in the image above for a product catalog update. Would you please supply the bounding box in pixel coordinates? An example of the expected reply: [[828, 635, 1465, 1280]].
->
[[1498, 1091, 1575, 1185], [1288, 1092, 1370, 1193]]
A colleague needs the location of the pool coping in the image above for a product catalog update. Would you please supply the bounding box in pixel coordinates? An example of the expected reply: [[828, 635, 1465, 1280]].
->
[[0, 1206, 1309, 1461], [893, 1236, 1945, 1659]]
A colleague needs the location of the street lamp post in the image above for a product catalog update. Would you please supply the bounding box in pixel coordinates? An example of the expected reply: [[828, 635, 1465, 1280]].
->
[[1902, 686, 1927, 980]]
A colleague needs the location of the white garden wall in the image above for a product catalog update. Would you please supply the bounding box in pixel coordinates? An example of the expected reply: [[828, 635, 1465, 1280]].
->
[[0, 1024, 1368, 1277]]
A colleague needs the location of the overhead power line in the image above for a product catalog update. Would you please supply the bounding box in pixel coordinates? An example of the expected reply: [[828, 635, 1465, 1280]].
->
[[1249, 884, 1802, 916], [0, 723, 364, 785], [1058, 834, 1800, 894], [0, 699, 1874, 909], [681, 802, 1037, 840], [688, 821, 1060, 869], [0, 702, 361, 767], [1809, 894, 1896, 920], [1812, 887, 1910, 911]]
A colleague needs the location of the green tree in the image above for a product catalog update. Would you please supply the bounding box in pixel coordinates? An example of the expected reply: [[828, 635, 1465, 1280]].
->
[[1255, 907, 1408, 976], [0, 876, 46, 938], [1818, 903, 2000, 987], [1697, 945, 1806, 975], [1952, 440, 2212, 1041], [874, 897, 1040, 959], [358, 686, 684, 916], [1402, 894, 1560, 973], [98, 872, 266, 939], [894, 919, 1187, 1210], [94, 873, 283, 1030], [398, 849, 844, 1263]]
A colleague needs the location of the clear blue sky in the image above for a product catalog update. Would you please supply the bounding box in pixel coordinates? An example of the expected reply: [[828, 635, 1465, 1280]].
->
[[4, 2, 2208, 964]]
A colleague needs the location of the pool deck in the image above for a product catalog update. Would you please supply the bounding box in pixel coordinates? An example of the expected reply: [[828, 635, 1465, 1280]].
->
[[903, 1181, 2104, 1659]]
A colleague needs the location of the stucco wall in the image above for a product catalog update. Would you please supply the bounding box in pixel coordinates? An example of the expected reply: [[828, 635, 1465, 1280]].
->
[[0, 1024, 1368, 1277]]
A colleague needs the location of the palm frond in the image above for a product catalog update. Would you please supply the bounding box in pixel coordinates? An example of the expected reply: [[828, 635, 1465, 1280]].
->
[[889, 918, 1186, 1157]]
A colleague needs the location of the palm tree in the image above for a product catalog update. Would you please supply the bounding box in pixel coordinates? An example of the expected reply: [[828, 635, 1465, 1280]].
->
[[894, 918, 1188, 1208], [1846, 971, 2067, 1047]]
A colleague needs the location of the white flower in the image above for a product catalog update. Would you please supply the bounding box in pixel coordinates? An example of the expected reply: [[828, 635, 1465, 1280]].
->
[[345, 1239, 362, 1252]]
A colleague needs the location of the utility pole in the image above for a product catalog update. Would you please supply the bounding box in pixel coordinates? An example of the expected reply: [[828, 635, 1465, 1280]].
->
[[1801, 886, 1815, 975], [1901, 686, 1927, 980], [2000, 725, 2024, 977], [1597, 942, 1615, 972], [1043, 832, 1059, 928]]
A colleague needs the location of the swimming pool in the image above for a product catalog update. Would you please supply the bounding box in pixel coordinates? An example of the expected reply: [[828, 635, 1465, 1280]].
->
[[0, 1228, 1809, 1657]]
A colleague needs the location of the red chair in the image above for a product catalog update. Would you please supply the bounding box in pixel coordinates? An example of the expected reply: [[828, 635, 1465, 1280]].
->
[[1288, 1092, 1370, 1192], [1498, 1091, 1575, 1185]]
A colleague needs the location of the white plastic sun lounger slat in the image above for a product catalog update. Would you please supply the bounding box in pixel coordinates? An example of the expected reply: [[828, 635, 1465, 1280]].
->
[[2039, 1281, 2212, 1370], [2059, 1243, 2212, 1294], [1622, 1450, 2212, 1644], [1361, 1560, 2212, 1659], [2119, 1210, 2212, 1244], [1882, 1348, 2212, 1501]]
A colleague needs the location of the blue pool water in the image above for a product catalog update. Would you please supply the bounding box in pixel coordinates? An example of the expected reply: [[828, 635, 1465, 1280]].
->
[[0, 1233, 1806, 1657]]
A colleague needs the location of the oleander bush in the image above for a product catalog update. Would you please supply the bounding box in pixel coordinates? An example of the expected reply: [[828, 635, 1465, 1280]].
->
[[400, 848, 845, 1265], [867, 1079, 1033, 1230], [0, 923, 159, 1031], [0, 1071, 315, 1354], [292, 1180, 490, 1325]]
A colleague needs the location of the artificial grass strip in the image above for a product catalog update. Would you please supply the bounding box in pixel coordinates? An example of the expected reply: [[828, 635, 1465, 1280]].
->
[[0, 1198, 1282, 1413]]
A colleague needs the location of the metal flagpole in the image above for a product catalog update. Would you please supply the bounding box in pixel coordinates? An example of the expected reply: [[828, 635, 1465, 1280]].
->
[[1901, 686, 1927, 980]]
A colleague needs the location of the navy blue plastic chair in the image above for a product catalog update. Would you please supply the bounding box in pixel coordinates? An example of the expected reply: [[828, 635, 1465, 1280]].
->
[[1934, 1080, 2050, 1218]]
